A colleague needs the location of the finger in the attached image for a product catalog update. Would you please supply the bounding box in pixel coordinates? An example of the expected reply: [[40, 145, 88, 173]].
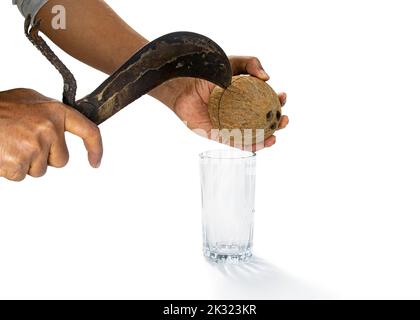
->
[[250, 143, 264, 152], [2, 162, 29, 182], [278, 115, 289, 130], [29, 150, 49, 178], [278, 92, 287, 106], [0, 168, 5, 180], [63, 107, 103, 168], [264, 135, 276, 148], [230, 56, 270, 80], [243, 135, 275, 152], [48, 134, 69, 168]]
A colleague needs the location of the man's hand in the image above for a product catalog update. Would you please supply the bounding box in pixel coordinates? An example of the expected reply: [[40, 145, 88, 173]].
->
[[0, 88, 103, 181], [170, 56, 289, 151]]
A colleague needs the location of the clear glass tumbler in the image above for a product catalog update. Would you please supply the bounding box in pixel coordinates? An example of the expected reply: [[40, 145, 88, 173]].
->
[[199, 149, 256, 263]]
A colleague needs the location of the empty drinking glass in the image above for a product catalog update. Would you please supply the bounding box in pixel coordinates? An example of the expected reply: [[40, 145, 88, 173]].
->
[[199, 149, 256, 263]]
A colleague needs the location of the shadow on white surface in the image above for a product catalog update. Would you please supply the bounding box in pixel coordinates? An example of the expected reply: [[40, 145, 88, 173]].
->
[[210, 256, 329, 299]]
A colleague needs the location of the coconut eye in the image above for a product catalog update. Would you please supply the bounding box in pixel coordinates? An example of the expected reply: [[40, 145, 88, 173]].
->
[[276, 110, 281, 121], [270, 123, 277, 130], [266, 111, 273, 121]]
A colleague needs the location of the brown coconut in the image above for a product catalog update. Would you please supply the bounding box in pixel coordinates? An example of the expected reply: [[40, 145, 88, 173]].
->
[[208, 75, 281, 146]]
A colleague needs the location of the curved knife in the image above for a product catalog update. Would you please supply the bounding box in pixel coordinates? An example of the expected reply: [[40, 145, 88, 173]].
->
[[24, 15, 232, 124]]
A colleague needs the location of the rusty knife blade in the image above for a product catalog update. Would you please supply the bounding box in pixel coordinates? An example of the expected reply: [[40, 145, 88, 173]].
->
[[76, 31, 232, 124]]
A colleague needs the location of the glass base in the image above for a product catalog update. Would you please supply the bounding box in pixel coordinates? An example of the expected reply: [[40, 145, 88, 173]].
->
[[203, 243, 252, 264]]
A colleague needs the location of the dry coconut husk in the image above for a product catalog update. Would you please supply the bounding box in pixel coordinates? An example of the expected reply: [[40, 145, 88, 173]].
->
[[208, 75, 281, 146]]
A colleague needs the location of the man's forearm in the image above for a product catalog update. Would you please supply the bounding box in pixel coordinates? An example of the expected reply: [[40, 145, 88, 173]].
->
[[36, 0, 180, 108], [37, 0, 146, 74]]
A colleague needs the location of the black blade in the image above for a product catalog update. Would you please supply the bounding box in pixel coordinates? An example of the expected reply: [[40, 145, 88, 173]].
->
[[77, 32, 232, 124]]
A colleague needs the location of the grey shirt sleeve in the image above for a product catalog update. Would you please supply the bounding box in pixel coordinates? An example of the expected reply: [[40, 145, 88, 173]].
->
[[13, 0, 48, 21]]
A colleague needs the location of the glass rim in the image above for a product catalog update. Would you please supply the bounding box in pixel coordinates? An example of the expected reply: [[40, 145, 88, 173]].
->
[[199, 149, 256, 160]]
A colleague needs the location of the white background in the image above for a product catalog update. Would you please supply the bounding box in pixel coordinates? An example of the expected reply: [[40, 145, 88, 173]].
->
[[1, 0, 420, 299]]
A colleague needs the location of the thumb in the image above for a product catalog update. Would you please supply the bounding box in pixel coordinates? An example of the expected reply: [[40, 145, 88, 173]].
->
[[63, 106, 103, 168], [230, 56, 270, 80]]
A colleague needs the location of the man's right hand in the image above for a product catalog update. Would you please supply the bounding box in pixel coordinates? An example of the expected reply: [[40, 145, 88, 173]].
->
[[0, 88, 103, 181]]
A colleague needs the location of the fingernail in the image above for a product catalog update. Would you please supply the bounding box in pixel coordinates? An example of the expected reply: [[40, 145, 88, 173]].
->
[[261, 69, 269, 78], [282, 96, 287, 106], [94, 160, 101, 168]]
